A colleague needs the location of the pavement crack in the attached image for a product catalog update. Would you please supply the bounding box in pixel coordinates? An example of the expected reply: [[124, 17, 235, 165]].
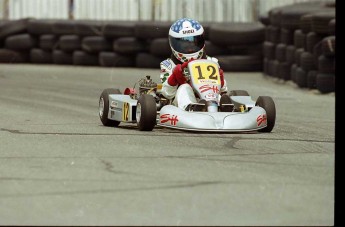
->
[[224, 137, 241, 149], [0, 181, 223, 198]]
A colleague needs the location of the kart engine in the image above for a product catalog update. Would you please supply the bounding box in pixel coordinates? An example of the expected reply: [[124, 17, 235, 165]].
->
[[138, 75, 157, 95], [137, 75, 169, 110]]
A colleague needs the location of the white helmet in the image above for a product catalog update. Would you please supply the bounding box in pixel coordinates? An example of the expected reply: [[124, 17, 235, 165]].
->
[[169, 18, 205, 62]]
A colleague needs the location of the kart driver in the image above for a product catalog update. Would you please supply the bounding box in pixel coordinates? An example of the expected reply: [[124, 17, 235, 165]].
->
[[160, 18, 228, 111]]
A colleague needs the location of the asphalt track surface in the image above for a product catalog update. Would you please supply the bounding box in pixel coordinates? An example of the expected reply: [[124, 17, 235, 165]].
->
[[0, 64, 335, 225]]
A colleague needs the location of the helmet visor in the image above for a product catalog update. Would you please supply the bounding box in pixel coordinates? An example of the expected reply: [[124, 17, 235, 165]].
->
[[169, 35, 205, 54]]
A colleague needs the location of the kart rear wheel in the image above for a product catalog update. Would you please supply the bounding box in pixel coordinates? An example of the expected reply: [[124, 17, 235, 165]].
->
[[229, 90, 250, 96], [136, 94, 157, 131], [255, 96, 276, 132], [99, 88, 121, 127]]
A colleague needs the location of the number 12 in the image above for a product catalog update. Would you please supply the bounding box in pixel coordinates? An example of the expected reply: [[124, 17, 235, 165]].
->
[[195, 65, 218, 80]]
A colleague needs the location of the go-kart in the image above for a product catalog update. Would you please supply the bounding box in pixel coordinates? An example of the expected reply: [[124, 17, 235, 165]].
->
[[99, 59, 276, 132]]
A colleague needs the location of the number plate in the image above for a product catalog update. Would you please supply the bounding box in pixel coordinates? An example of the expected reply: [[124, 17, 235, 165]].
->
[[189, 61, 221, 85]]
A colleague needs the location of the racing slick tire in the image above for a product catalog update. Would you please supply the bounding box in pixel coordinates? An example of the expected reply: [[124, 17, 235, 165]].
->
[[99, 88, 121, 127], [229, 90, 250, 96], [136, 94, 157, 131], [256, 96, 276, 133]]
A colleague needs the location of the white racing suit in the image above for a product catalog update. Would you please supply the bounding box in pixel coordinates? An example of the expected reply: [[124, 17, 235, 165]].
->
[[160, 56, 228, 110]]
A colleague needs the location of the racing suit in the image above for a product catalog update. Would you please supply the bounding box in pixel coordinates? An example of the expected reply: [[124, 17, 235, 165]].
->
[[160, 54, 228, 110]]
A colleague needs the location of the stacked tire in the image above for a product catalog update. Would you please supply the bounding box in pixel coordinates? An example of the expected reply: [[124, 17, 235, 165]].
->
[[1, 18, 265, 72], [0, 19, 32, 63], [209, 22, 265, 72], [262, 1, 335, 93]]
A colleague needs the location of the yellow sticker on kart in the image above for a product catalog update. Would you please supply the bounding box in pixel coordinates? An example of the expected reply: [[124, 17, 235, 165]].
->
[[123, 102, 130, 121], [190, 62, 221, 85]]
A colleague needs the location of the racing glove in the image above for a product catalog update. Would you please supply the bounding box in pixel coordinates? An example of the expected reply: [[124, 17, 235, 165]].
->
[[167, 59, 195, 86]]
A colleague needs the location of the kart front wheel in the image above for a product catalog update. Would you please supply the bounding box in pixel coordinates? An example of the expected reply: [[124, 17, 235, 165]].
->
[[255, 96, 276, 132], [136, 94, 157, 131], [99, 88, 121, 127]]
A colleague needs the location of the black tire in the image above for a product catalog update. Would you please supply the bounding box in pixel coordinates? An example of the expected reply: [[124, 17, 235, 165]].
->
[[277, 62, 291, 81], [0, 19, 29, 41], [209, 22, 265, 45], [74, 20, 105, 37], [59, 35, 81, 52], [311, 10, 335, 35], [300, 14, 313, 34], [136, 94, 157, 131], [280, 3, 323, 31], [0, 48, 29, 63], [300, 52, 316, 71], [290, 64, 298, 83], [103, 21, 136, 38], [294, 48, 304, 66], [312, 40, 323, 66], [307, 70, 318, 89], [30, 48, 53, 64], [149, 38, 171, 57], [295, 67, 308, 88], [256, 96, 276, 133], [263, 41, 275, 60], [306, 32, 324, 53], [5, 34, 37, 50], [269, 7, 283, 27], [206, 40, 230, 56], [293, 30, 306, 49], [271, 60, 279, 78], [81, 36, 112, 54], [215, 55, 262, 72], [113, 37, 147, 54], [73, 50, 99, 66], [316, 73, 335, 93], [136, 52, 164, 69], [267, 25, 280, 44], [285, 45, 295, 64], [134, 21, 172, 39], [40, 34, 59, 50], [280, 28, 293, 45], [267, 60, 276, 77], [228, 43, 263, 57], [99, 52, 136, 67], [27, 19, 56, 35], [52, 50, 73, 65], [99, 88, 121, 127], [263, 58, 269, 75], [52, 20, 76, 35], [318, 55, 335, 74], [275, 43, 286, 62], [229, 90, 250, 96], [259, 14, 270, 26]]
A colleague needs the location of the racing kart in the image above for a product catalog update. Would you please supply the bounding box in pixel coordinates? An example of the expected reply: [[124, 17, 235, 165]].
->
[[99, 59, 276, 132]]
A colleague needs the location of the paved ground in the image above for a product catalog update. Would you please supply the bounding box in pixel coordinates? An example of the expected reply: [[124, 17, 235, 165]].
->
[[0, 64, 335, 225]]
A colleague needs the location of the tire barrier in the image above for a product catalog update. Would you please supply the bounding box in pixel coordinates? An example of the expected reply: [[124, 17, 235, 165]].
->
[[99, 52, 135, 67], [0, 19, 266, 72], [82, 36, 112, 54], [30, 48, 53, 64], [262, 1, 335, 94], [0, 1, 335, 95]]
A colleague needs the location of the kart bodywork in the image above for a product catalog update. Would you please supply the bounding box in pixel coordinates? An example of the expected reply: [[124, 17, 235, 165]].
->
[[99, 59, 276, 132]]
